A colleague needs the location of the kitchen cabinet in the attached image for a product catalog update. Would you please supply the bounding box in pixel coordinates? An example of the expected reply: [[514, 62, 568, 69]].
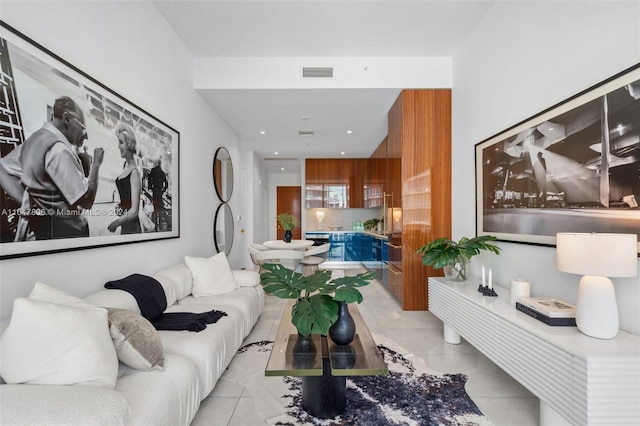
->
[[344, 233, 374, 262], [306, 159, 348, 208], [386, 112, 402, 210], [359, 234, 374, 261], [344, 233, 359, 261], [318, 232, 378, 262], [305, 159, 369, 208], [349, 159, 369, 208], [362, 233, 389, 291], [327, 232, 346, 261], [364, 141, 386, 208]]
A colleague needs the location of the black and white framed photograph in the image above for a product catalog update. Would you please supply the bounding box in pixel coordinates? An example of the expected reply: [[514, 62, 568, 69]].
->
[[476, 63, 640, 253], [0, 21, 179, 259]]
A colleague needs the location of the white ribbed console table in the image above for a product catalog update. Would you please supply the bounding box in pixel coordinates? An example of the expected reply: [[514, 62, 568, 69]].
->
[[428, 277, 640, 426]]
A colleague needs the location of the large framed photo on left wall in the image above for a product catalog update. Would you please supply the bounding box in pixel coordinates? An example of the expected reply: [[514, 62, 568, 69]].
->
[[0, 21, 180, 259]]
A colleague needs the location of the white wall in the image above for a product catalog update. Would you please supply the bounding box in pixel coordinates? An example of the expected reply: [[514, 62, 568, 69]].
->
[[0, 1, 241, 319], [452, 1, 640, 335], [195, 57, 452, 89], [237, 149, 269, 269]]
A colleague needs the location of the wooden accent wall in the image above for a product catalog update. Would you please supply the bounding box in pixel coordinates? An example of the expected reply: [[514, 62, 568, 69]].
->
[[389, 89, 452, 310], [276, 186, 302, 240]]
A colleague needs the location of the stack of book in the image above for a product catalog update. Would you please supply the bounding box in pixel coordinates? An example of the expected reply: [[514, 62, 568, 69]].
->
[[515, 297, 577, 326]]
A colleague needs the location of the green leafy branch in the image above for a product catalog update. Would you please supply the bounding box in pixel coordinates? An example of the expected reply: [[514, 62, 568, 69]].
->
[[259, 263, 375, 336], [416, 235, 501, 269]]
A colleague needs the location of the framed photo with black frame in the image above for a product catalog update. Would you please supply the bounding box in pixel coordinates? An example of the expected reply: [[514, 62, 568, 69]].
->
[[0, 21, 179, 259], [475, 63, 640, 254]]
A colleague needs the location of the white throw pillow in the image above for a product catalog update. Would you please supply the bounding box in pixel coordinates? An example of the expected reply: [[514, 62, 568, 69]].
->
[[0, 298, 118, 388], [107, 308, 164, 371], [233, 270, 261, 287], [29, 281, 90, 307], [185, 252, 239, 297], [154, 263, 192, 302]]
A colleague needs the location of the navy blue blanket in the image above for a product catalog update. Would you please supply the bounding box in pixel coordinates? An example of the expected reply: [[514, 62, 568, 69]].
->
[[105, 274, 227, 332]]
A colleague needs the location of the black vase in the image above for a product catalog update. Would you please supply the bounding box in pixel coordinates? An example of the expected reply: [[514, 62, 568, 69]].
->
[[329, 301, 356, 345], [292, 334, 317, 369], [283, 229, 293, 243], [330, 343, 356, 369]]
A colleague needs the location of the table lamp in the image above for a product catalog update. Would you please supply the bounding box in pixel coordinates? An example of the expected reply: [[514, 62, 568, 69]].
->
[[556, 232, 638, 339], [315, 210, 325, 230]]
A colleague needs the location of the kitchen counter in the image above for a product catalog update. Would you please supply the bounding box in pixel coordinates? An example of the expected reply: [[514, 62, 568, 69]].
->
[[363, 230, 389, 240], [305, 230, 388, 240]]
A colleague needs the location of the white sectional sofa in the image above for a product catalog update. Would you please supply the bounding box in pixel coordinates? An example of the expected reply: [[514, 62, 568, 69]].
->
[[0, 256, 265, 426]]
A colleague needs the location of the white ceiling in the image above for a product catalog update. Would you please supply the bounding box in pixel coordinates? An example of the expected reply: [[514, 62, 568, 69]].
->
[[153, 0, 495, 173]]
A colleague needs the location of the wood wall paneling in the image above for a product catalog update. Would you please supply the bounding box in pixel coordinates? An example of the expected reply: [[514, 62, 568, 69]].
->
[[276, 186, 302, 240], [390, 89, 451, 311]]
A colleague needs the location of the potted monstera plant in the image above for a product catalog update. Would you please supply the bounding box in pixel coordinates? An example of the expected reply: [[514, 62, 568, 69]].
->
[[416, 235, 501, 281], [277, 213, 299, 243], [259, 263, 374, 340]]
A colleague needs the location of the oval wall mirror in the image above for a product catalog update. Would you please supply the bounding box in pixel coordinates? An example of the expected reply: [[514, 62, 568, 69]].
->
[[213, 147, 234, 202], [214, 203, 234, 256]]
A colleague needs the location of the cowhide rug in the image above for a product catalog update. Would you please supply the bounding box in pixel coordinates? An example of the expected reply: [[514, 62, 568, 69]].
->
[[228, 339, 496, 426]]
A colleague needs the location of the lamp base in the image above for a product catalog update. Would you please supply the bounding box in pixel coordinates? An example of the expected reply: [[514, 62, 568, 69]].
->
[[575, 275, 619, 339]]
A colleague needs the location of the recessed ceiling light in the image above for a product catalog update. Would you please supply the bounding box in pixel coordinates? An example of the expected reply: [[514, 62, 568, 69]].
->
[[340, 152, 346, 155], [347, 130, 352, 134], [281, 167, 285, 171], [260, 130, 266, 134], [274, 152, 279, 155]]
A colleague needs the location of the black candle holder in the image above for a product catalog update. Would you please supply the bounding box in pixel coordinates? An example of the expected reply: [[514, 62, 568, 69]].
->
[[477, 284, 498, 297]]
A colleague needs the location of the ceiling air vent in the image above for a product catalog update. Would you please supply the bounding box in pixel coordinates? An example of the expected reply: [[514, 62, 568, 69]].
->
[[302, 67, 333, 78], [298, 130, 315, 136]]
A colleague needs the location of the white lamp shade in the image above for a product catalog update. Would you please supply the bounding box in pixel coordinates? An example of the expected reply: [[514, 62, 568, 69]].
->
[[315, 211, 325, 220], [556, 232, 637, 339], [556, 233, 638, 278]]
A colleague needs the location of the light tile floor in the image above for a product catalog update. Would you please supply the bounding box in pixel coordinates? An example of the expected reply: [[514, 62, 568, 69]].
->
[[192, 267, 539, 426]]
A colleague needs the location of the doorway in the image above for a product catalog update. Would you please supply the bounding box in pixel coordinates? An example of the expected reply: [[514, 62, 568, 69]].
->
[[276, 186, 301, 240]]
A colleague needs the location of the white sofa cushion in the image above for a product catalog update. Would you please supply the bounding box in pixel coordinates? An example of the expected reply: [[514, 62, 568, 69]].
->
[[0, 384, 130, 426], [159, 303, 245, 397], [84, 289, 141, 314], [179, 286, 265, 340], [154, 263, 192, 303], [0, 298, 118, 388], [184, 252, 239, 297], [108, 309, 165, 371], [116, 353, 200, 426]]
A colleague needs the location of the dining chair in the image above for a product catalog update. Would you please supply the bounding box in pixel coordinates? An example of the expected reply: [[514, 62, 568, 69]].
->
[[248, 242, 269, 251], [252, 249, 305, 273], [247, 244, 268, 272], [300, 242, 331, 276]]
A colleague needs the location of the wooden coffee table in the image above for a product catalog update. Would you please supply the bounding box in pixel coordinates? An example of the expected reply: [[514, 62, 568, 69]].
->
[[265, 300, 388, 419]]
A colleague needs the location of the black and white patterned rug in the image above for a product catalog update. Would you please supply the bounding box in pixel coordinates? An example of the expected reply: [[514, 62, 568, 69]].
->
[[232, 340, 495, 426]]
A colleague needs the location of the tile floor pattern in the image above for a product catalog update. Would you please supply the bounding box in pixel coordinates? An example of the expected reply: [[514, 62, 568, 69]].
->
[[192, 267, 539, 426]]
